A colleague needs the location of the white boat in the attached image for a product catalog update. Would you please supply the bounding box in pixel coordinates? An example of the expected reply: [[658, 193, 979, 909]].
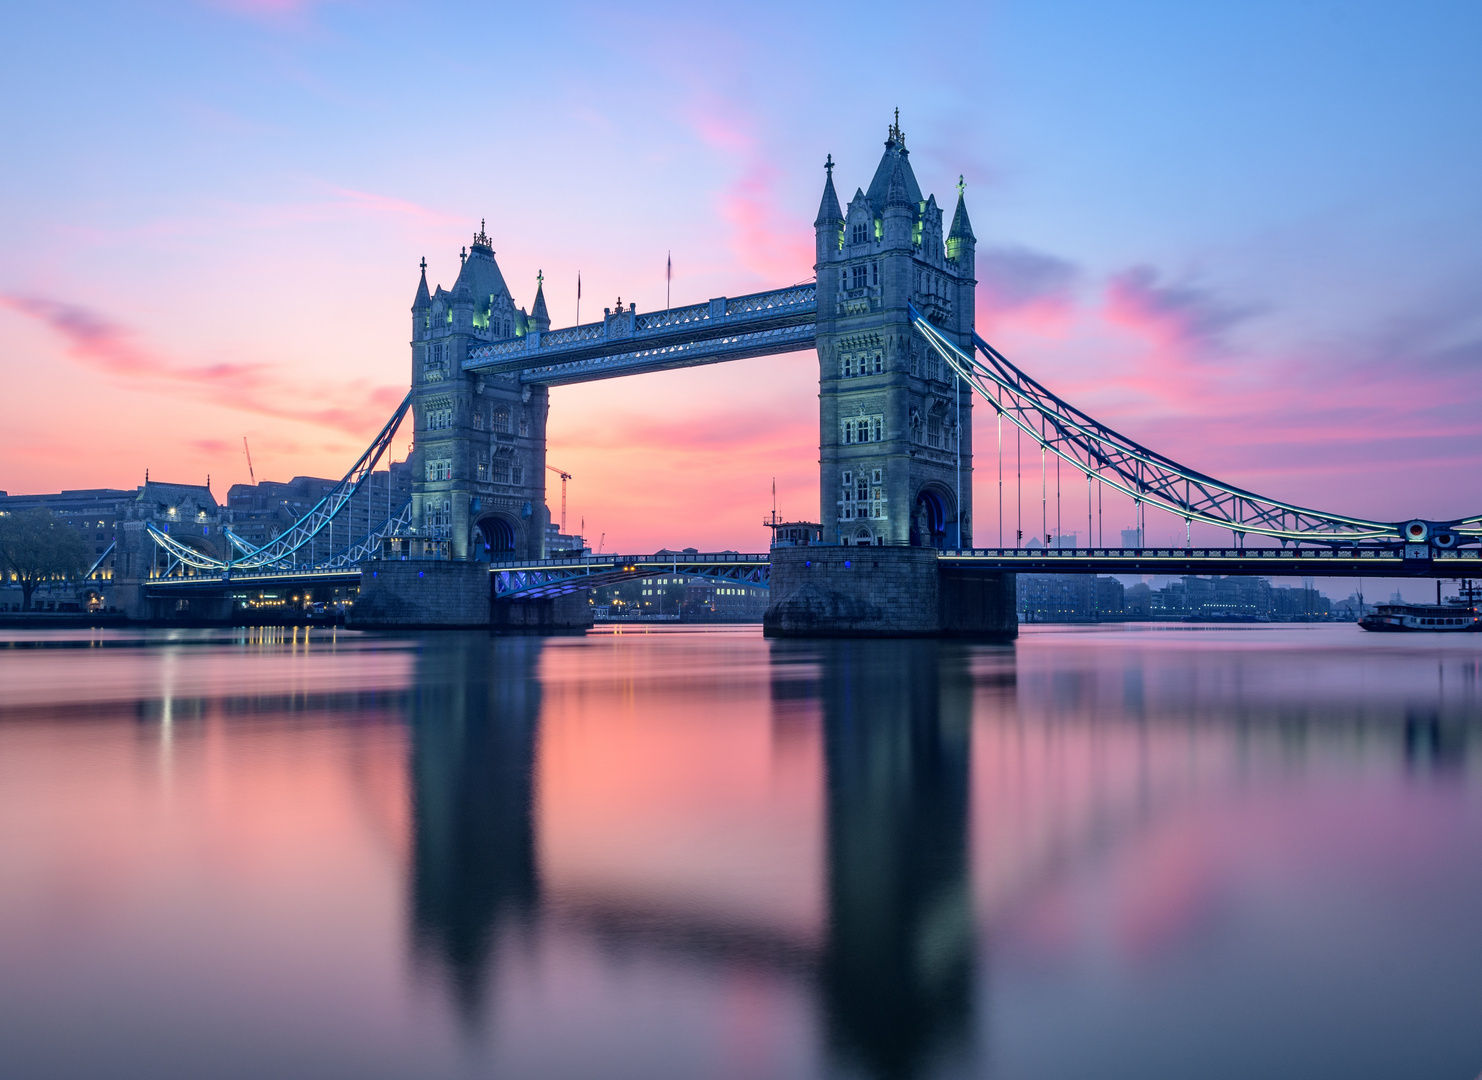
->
[[1359, 600, 1480, 632]]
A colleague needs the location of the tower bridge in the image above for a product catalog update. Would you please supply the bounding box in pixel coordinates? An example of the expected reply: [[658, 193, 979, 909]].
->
[[122, 116, 1482, 632]]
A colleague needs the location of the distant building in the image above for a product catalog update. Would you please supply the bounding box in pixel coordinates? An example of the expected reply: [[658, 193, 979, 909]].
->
[[1124, 582, 1152, 617], [0, 487, 137, 579], [543, 523, 588, 557], [1121, 528, 1143, 548], [684, 579, 769, 621], [1144, 576, 1331, 620], [1024, 533, 1080, 550], [1017, 575, 1124, 622]]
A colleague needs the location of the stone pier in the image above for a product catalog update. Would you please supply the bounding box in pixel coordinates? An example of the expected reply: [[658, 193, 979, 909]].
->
[[349, 562, 491, 628], [762, 546, 1016, 640], [348, 560, 592, 631]]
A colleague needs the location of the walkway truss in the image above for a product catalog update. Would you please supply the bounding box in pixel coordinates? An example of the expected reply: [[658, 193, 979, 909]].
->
[[146, 394, 414, 577], [908, 304, 1482, 550]]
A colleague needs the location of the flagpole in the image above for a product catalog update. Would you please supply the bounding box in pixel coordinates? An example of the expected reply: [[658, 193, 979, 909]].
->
[[576, 271, 581, 325], [666, 251, 671, 312]]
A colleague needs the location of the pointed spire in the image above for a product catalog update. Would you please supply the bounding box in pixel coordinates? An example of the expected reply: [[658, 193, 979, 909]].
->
[[530, 269, 548, 320], [530, 269, 550, 329], [814, 153, 843, 227], [412, 256, 430, 310], [948, 175, 976, 243], [885, 157, 910, 208]]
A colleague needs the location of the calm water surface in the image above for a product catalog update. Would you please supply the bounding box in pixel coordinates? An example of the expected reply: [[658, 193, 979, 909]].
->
[[1, 624, 1480, 1080]]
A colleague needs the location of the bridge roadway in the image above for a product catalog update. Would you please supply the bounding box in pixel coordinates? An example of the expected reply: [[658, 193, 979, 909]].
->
[[140, 545, 1479, 600]]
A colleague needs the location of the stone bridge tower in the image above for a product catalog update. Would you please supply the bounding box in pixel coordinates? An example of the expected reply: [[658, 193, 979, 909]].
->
[[409, 225, 550, 561], [814, 116, 977, 548]]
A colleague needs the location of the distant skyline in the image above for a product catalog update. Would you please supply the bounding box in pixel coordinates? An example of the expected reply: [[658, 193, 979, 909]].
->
[[2, 1, 1479, 558]]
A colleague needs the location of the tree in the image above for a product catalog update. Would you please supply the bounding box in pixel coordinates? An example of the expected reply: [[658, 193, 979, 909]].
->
[[0, 509, 89, 611]]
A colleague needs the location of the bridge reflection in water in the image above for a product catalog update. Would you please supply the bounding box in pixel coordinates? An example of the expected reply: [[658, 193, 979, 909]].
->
[[407, 635, 542, 1020], [4, 627, 1481, 1077], [405, 632, 983, 1075], [395, 626, 1482, 1078]]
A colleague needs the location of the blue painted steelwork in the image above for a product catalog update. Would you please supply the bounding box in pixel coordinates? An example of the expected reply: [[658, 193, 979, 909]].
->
[[137, 542, 1475, 601], [464, 284, 817, 385], [85, 541, 115, 579], [939, 546, 1480, 577], [910, 304, 1482, 549], [146, 394, 413, 575], [490, 552, 771, 598]]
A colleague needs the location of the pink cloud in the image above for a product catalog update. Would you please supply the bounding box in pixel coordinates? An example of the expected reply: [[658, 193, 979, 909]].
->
[[685, 106, 814, 285], [1104, 265, 1258, 350], [976, 246, 1082, 338], [327, 187, 465, 229], [1, 293, 402, 440]]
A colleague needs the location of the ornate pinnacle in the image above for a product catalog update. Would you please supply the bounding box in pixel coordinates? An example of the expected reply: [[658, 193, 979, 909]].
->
[[957, 174, 965, 199], [419, 256, 427, 273], [825, 153, 834, 178]]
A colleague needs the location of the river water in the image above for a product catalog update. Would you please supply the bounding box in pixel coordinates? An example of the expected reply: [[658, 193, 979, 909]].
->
[[1, 623, 1479, 1080]]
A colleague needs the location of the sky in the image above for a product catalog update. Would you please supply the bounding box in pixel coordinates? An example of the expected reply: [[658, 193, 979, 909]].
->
[[1, 0, 1480, 560]]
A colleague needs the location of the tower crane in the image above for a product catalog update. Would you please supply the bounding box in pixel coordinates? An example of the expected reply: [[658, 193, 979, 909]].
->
[[545, 464, 573, 534]]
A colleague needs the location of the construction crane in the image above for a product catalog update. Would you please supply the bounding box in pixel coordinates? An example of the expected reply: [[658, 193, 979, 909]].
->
[[242, 437, 256, 483], [546, 464, 573, 533]]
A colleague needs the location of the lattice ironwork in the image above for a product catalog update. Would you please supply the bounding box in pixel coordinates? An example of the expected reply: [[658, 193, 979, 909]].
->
[[910, 304, 1478, 547], [465, 283, 818, 380], [491, 553, 771, 598], [519, 324, 816, 386], [145, 393, 413, 574]]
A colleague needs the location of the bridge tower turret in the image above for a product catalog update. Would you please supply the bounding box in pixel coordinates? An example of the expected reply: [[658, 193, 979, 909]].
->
[[408, 224, 550, 562], [814, 115, 975, 548]]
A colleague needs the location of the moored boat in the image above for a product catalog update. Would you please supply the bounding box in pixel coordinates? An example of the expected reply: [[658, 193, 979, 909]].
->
[[1359, 601, 1480, 632]]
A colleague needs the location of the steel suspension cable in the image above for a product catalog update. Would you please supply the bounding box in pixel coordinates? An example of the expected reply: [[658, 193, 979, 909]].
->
[[906, 305, 1422, 546]]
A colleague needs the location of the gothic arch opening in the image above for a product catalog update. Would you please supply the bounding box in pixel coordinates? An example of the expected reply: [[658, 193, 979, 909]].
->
[[911, 487, 953, 549], [474, 516, 517, 561]]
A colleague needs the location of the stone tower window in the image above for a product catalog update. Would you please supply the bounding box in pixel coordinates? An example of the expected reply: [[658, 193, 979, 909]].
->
[[494, 407, 511, 434], [851, 223, 867, 245], [518, 412, 529, 437]]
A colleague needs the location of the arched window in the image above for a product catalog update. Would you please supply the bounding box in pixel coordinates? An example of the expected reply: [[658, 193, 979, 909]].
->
[[493, 407, 511, 434]]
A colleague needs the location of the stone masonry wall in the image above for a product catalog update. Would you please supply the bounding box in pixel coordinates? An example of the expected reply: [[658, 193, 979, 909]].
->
[[764, 547, 1018, 639], [764, 546, 940, 637], [349, 561, 490, 628]]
